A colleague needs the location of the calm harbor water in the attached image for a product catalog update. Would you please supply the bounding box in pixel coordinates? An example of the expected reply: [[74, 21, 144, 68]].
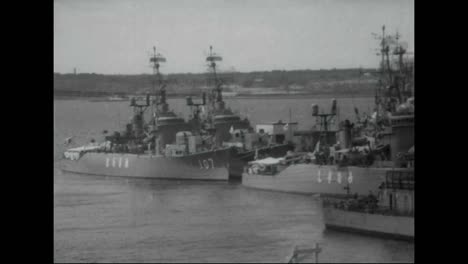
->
[[54, 97, 414, 263]]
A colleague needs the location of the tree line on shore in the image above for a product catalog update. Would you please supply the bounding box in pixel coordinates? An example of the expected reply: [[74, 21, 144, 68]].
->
[[54, 68, 379, 97]]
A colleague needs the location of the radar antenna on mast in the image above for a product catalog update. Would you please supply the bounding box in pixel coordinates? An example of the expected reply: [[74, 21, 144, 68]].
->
[[206, 45, 224, 103], [149, 46, 167, 95], [148, 45, 170, 120], [311, 99, 337, 148], [372, 25, 414, 118]]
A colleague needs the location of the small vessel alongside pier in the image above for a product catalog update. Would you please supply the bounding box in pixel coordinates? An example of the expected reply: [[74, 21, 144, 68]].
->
[[322, 168, 414, 240]]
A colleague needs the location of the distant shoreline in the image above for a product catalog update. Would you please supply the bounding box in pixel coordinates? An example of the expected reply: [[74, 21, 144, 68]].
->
[[225, 93, 374, 99], [54, 93, 374, 101]]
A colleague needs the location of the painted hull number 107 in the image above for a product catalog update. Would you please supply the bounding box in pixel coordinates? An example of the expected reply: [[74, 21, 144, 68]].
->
[[199, 158, 214, 169]]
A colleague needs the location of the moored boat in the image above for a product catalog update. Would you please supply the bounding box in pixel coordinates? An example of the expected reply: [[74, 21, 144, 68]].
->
[[242, 155, 401, 196], [187, 46, 294, 180], [62, 147, 231, 180], [322, 167, 414, 241], [242, 26, 414, 196], [61, 46, 232, 180]]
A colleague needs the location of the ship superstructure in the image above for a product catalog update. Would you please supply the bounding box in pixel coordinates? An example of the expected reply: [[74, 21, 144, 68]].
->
[[242, 26, 414, 195], [186, 46, 294, 179], [61, 46, 232, 180], [199, 46, 251, 146]]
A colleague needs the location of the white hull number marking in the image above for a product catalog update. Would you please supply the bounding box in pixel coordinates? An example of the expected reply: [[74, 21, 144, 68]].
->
[[106, 157, 129, 169], [199, 158, 215, 169], [317, 170, 350, 184]]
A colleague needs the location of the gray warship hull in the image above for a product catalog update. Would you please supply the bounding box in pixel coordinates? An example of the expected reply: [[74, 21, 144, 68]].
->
[[61, 148, 232, 180], [242, 163, 395, 196], [323, 207, 414, 241]]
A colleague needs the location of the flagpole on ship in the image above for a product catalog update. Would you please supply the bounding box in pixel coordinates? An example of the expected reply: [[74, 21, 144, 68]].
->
[[289, 108, 292, 144]]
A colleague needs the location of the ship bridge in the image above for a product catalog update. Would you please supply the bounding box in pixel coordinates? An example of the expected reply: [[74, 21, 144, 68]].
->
[[213, 114, 242, 123], [156, 112, 186, 125], [155, 112, 192, 151]]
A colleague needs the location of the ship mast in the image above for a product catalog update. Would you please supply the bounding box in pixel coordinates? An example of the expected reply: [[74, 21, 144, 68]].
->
[[149, 46, 168, 118], [312, 100, 337, 148], [375, 25, 396, 114], [376, 26, 414, 111], [393, 30, 412, 103], [206, 45, 224, 110]]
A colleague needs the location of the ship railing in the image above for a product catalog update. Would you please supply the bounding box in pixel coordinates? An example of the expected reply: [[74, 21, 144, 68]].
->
[[385, 170, 414, 190], [64, 144, 105, 160], [280, 155, 309, 165], [245, 163, 280, 176], [323, 198, 414, 217], [245, 153, 314, 175]]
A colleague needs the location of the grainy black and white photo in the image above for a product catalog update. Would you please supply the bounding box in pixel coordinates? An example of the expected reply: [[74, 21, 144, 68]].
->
[[54, 0, 414, 262]]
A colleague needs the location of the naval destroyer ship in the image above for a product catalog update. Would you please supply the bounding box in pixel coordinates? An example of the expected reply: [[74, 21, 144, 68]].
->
[[242, 26, 414, 196], [61, 47, 233, 180], [185, 46, 294, 180]]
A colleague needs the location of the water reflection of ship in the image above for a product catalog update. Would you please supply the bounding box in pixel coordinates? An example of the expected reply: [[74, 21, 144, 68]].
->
[[185, 46, 294, 180], [242, 26, 414, 196], [61, 46, 232, 180]]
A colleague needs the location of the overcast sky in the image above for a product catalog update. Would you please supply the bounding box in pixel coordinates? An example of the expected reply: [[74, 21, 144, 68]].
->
[[54, 0, 414, 74]]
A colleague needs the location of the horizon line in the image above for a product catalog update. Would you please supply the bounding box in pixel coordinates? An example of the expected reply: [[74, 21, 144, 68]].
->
[[53, 66, 379, 76]]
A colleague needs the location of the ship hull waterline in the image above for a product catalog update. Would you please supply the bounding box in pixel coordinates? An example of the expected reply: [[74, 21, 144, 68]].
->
[[242, 163, 390, 196], [61, 148, 232, 181], [323, 207, 414, 241]]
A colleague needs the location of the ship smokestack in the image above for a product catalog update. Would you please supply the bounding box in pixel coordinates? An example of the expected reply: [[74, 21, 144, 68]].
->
[[331, 99, 337, 115], [312, 104, 319, 116], [132, 112, 144, 138], [338, 120, 352, 149]]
